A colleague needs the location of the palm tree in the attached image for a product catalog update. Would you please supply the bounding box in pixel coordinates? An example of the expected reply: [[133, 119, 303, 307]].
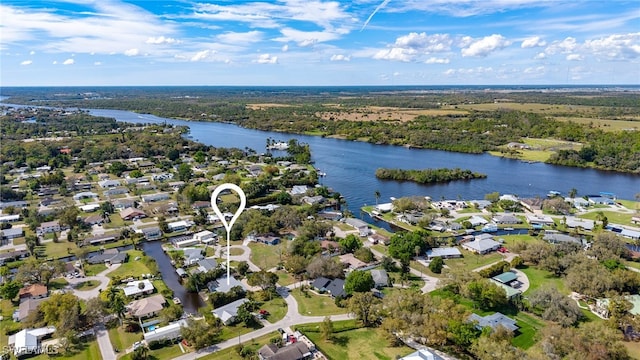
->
[[568, 188, 578, 198], [374, 190, 381, 205]]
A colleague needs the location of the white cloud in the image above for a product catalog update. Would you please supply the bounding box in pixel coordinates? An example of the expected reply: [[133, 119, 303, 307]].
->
[[124, 48, 139, 56], [276, 28, 341, 46], [330, 54, 350, 61], [521, 36, 546, 48], [29, 50, 35, 55], [583, 32, 640, 60], [461, 34, 511, 57], [425, 57, 449, 64], [444, 69, 456, 75], [281, 44, 289, 52], [216, 31, 263, 44], [146, 36, 178, 45], [52, 61, 57, 65], [524, 66, 545, 74], [566, 54, 584, 61], [94, 61, 102, 65], [62, 58, 74, 65], [545, 37, 577, 54], [392, 0, 557, 17], [298, 39, 317, 47], [373, 32, 452, 62], [191, 50, 213, 62], [534, 52, 546, 59], [255, 53, 277, 64], [20, 60, 32, 65]]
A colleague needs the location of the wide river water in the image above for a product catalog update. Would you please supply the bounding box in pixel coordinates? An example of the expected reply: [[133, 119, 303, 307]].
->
[[85, 109, 639, 211]]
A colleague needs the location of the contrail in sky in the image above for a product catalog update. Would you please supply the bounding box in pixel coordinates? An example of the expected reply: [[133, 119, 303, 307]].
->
[[360, 0, 391, 31]]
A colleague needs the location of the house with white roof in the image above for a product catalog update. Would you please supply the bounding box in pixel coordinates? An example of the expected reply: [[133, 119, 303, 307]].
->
[[168, 220, 191, 232], [399, 349, 444, 360], [462, 234, 501, 254], [8, 327, 56, 357], [122, 279, 155, 298], [144, 319, 188, 344], [193, 230, 216, 244], [426, 247, 462, 259]]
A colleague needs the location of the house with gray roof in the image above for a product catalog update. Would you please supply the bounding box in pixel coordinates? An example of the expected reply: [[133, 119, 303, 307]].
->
[[207, 275, 246, 293], [370, 269, 389, 288], [143, 319, 187, 344], [469, 312, 519, 333], [543, 231, 581, 245], [462, 235, 501, 254], [258, 341, 311, 360], [565, 217, 595, 231], [426, 247, 462, 259], [399, 349, 444, 360], [212, 298, 248, 325], [87, 249, 128, 265], [492, 214, 521, 224], [1, 227, 24, 240]]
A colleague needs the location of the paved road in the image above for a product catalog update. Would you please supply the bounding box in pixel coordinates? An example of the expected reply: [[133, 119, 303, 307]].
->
[[65, 263, 121, 300], [95, 323, 117, 360]]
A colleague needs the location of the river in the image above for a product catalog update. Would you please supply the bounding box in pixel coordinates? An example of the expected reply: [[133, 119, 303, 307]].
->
[[85, 109, 639, 214]]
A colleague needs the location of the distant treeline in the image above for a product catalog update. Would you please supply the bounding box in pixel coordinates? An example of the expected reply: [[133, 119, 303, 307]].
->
[[375, 168, 487, 184]]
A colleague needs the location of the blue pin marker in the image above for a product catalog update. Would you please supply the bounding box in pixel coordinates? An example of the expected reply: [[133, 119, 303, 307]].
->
[[211, 184, 246, 285]]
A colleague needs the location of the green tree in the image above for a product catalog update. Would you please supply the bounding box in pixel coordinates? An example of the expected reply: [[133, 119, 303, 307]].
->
[[339, 234, 362, 253], [374, 190, 381, 205], [247, 270, 278, 292], [181, 318, 222, 349], [348, 292, 378, 327], [177, 163, 193, 181], [0, 280, 20, 300], [344, 270, 375, 295], [320, 316, 334, 341], [429, 256, 444, 274]]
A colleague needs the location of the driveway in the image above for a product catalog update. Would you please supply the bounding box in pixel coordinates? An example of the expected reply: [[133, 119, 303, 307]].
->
[[65, 263, 121, 300]]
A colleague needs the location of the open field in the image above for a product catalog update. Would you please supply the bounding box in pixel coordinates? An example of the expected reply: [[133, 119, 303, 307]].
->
[[445, 250, 504, 272], [556, 116, 640, 131], [579, 210, 636, 226], [297, 319, 414, 360], [106, 250, 153, 279], [317, 105, 469, 122], [259, 296, 288, 323], [199, 331, 279, 360], [455, 102, 599, 114], [291, 288, 348, 316], [248, 243, 283, 270]]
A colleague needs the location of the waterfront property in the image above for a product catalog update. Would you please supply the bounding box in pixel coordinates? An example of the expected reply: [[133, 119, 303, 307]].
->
[[211, 298, 249, 324], [426, 247, 462, 260]]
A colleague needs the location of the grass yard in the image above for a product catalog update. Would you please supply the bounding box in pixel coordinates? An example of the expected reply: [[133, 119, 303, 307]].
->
[[1, 299, 22, 349], [248, 243, 282, 270], [580, 210, 635, 226], [107, 250, 153, 279], [512, 312, 546, 349], [297, 319, 414, 360], [49, 277, 69, 290], [617, 199, 639, 211], [276, 270, 296, 286], [445, 250, 503, 272], [75, 280, 100, 290], [519, 266, 567, 294], [291, 288, 348, 316], [199, 332, 279, 360], [44, 240, 78, 259], [219, 321, 265, 341], [108, 326, 143, 353], [622, 341, 640, 359], [259, 296, 288, 323], [31, 340, 103, 360], [228, 247, 245, 256], [84, 263, 107, 276], [118, 343, 188, 360]]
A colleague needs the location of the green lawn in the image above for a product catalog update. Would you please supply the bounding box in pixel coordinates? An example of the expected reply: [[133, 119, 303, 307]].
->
[[29, 340, 102, 360], [444, 250, 503, 272], [297, 319, 414, 360], [276, 270, 296, 286], [291, 288, 348, 316], [84, 263, 108, 276], [108, 326, 143, 353], [228, 247, 245, 256], [519, 266, 567, 294], [617, 199, 639, 211], [580, 210, 635, 226], [118, 343, 188, 360], [512, 312, 546, 349], [219, 322, 265, 342], [199, 332, 280, 360], [259, 296, 287, 323], [44, 240, 78, 259], [49, 277, 69, 290], [1, 299, 22, 350], [75, 280, 101, 290], [107, 250, 153, 279], [248, 243, 282, 270]]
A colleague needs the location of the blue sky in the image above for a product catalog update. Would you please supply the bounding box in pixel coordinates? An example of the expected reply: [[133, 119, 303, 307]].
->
[[1, 0, 639, 86]]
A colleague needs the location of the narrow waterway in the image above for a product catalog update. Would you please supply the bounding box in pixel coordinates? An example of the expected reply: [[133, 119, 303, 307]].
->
[[141, 241, 204, 314]]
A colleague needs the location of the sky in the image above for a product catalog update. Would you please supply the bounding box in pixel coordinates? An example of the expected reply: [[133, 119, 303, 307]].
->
[[1, 0, 639, 86]]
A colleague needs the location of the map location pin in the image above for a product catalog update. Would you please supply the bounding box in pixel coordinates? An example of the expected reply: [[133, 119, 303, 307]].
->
[[211, 183, 246, 285]]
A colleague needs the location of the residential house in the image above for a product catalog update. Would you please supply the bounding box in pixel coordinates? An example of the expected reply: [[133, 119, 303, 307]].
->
[[79, 204, 100, 212], [468, 215, 488, 227], [13, 297, 47, 322], [191, 201, 210, 210], [344, 218, 371, 236], [301, 195, 324, 206], [127, 294, 166, 319], [519, 198, 544, 213], [83, 214, 104, 226], [140, 227, 162, 241], [399, 349, 445, 360], [543, 231, 581, 245], [492, 214, 521, 224], [0, 201, 28, 210], [83, 234, 117, 246], [168, 220, 191, 232], [120, 207, 147, 221], [470, 200, 492, 210], [258, 342, 312, 360], [207, 275, 247, 293], [255, 235, 280, 245], [183, 248, 204, 266], [290, 185, 309, 196], [104, 187, 129, 196], [312, 277, 346, 298], [175, 238, 200, 248], [0, 214, 21, 223], [426, 247, 462, 260], [193, 230, 216, 244], [143, 319, 188, 344], [461, 234, 501, 254], [338, 253, 368, 271], [469, 312, 519, 334], [19, 284, 48, 301], [8, 327, 56, 357], [122, 279, 155, 298], [141, 193, 170, 203], [1, 227, 24, 240], [168, 181, 186, 190], [565, 217, 595, 231], [196, 259, 218, 274], [492, 272, 519, 287], [73, 191, 99, 200], [490, 280, 522, 300], [565, 197, 591, 208], [526, 214, 554, 228], [587, 195, 615, 205], [36, 220, 60, 236], [87, 249, 128, 265], [370, 269, 389, 288], [113, 198, 136, 210], [367, 232, 390, 245], [212, 298, 249, 324], [0, 250, 29, 265], [595, 295, 640, 318]]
